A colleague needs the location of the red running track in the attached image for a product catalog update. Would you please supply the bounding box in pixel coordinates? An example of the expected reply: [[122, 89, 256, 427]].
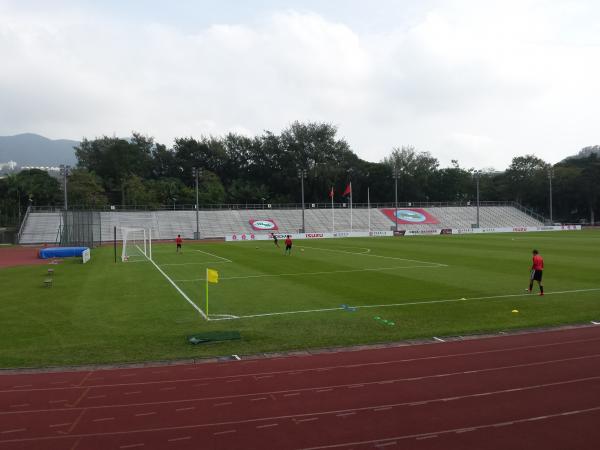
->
[[0, 247, 45, 269], [1, 326, 600, 449]]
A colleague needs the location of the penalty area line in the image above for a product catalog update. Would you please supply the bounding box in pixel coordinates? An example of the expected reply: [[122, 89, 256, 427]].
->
[[298, 245, 447, 267], [208, 287, 600, 321], [193, 249, 232, 262]]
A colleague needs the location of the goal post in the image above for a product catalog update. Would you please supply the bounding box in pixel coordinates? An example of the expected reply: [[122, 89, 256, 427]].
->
[[121, 227, 152, 262]]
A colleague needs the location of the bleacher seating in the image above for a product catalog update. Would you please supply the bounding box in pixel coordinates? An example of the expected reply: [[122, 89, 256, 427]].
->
[[19, 212, 62, 244], [18, 205, 545, 243]]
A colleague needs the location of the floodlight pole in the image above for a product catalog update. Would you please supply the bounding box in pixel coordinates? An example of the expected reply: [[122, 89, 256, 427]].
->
[[548, 167, 554, 224], [298, 168, 307, 233], [60, 164, 70, 211], [393, 166, 400, 232], [474, 170, 481, 228], [193, 167, 202, 239]]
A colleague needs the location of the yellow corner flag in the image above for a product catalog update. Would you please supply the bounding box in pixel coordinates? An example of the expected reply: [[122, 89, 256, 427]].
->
[[207, 268, 219, 284], [206, 268, 219, 318]]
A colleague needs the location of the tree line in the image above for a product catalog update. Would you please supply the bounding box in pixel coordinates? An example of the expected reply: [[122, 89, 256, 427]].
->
[[1, 122, 599, 226]]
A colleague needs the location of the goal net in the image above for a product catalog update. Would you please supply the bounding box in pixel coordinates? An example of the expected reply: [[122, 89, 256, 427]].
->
[[121, 227, 152, 262]]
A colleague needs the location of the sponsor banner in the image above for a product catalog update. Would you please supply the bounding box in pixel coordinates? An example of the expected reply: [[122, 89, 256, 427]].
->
[[452, 228, 474, 234], [369, 230, 390, 237], [227, 233, 260, 242], [380, 208, 439, 225], [249, 219, 278, 231], [225, 230, 393, 242], [453, 225, 581, 235], [404, 229, 442, 236], [225, 226, 580, 242], [453, 227, 497, 234]]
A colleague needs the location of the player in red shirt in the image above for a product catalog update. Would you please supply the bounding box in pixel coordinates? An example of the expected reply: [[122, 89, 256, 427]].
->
[[528, 249, 544, 296], [284, 235, 292, 255], [176, 234, 183, 253]]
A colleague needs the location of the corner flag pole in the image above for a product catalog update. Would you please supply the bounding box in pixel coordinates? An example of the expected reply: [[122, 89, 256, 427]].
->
[[205, 268, 209, 318]]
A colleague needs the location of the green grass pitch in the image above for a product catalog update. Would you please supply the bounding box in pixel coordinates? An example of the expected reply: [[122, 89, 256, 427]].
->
[[1, 230, 599, 368]]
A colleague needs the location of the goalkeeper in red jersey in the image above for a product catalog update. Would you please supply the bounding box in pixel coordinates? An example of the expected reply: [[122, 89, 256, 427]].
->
[[528, 249, 544, 296]]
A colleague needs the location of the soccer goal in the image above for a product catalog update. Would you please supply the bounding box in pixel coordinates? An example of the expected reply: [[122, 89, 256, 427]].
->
[[121, 227, 152, 262]]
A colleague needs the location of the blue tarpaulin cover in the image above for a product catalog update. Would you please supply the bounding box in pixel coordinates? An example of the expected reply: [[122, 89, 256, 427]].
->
[[39, 247, 89, 259]]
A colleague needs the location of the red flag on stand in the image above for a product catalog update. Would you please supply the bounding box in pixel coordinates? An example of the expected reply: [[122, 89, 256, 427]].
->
[[343, 183, 352, 196], [328, 187, 334, 199]]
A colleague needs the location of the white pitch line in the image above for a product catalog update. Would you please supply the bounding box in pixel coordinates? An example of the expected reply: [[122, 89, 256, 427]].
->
[[158, 261, 229, 267], [193, 249, 232, 262], [208, 287, 600, 321], [147, 255, 208, 320], [300, 246, 372, 254], [173, 264, 444, 283], [299, 245, 447, 266], [208, 314, 240, 320]]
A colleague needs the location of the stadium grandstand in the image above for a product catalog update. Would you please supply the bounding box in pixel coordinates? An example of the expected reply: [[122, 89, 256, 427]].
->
[[18, 202, 545, 244]]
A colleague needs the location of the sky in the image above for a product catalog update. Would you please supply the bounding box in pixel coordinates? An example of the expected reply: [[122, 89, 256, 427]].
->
[[1, 0, 599, 170]]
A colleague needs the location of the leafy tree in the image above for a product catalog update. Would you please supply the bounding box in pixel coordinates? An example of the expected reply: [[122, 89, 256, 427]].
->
[[503, 155, 549, 207], [564, 154, 600, 223], [0, 175, 21, 225], [16, 169, 61, 207], [198, 171, 226, 204], [67, 169, 107, 208], [382, 146, 439, 202], [122, 175, 156, 207], [151, 143, 180, 179], [75, 133, 155, 204]]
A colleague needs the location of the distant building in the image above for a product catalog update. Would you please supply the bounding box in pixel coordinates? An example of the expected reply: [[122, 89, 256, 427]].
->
[[0, 160, 18, 176], [20, 165, 61, 172]]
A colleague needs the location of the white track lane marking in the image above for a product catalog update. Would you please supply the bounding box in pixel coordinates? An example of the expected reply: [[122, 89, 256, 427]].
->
[[300, 406, 600, 450], [213, 429, 236, 435], [256, 423, 278, 429], [3, 354, 599, 416], [3, 337, 599, 396], [209, 287, 600, 320], [1, 428, 26, 434], [168, 436, 191, 442], [3, 381, 600, 445]]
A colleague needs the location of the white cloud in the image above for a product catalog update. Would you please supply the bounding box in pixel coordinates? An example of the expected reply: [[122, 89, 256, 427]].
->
[[1, 0, 600, 169]]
